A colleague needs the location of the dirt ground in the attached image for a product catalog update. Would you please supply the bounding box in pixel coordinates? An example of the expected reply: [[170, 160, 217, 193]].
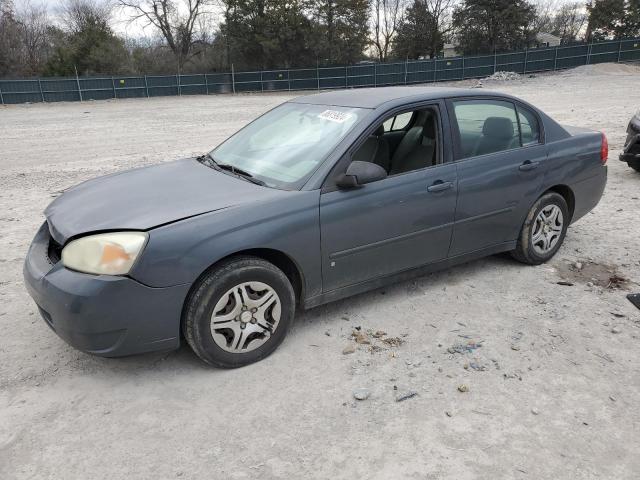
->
[[1, 63, 639, 480]]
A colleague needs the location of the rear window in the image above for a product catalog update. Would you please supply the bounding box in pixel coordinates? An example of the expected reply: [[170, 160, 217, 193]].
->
[[452, 100, 520, 158]]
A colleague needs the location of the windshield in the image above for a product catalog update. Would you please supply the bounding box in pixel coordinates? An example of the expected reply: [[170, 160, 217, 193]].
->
[[211, 103, 366, 189]]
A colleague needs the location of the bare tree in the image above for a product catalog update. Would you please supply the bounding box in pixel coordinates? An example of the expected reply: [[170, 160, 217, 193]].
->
[[551, 2, 587, 43], [422, 0, 455, 53], [16, 1, 51, 74], [371, 0, 405, 61], [61, 0, 113, 33], [0, 0, 23, 76], [530, 0, 558, 35], [530, 1, 587, 44], [116, 0, 214, 68]]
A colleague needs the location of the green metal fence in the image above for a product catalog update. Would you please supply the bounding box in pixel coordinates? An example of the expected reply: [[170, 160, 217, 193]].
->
[[1, 37, 639, 105]]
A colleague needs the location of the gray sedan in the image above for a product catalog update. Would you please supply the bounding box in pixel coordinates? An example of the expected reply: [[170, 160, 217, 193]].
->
[[24, 87, 608, 367]]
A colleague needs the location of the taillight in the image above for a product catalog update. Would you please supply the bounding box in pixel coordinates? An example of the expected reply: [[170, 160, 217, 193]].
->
[[600, 132, 608, 164]]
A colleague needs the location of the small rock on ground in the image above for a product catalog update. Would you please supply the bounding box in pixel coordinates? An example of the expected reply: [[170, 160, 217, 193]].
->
[[353, 388, 370, 401]]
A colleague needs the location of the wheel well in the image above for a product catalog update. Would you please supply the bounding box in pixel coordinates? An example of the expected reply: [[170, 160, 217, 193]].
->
[[546, 185, 575, 221], [237, 248, 304, 303], [188, 248, 304, 306]]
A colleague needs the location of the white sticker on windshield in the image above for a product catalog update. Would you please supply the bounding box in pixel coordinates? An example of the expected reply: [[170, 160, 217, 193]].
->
[[318, 110, 353, 123]]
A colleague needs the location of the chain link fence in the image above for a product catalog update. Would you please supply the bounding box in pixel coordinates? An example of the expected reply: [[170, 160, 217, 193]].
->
[[1, 37, 639, 105]]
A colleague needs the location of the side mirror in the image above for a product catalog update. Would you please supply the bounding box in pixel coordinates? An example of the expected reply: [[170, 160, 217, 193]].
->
[[336, 160, 387, 189]]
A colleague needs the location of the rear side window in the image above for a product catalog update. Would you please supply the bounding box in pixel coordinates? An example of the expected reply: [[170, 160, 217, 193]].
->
[[517, 105, 541, 145], [452, 100, 520, 158], [382, 111, 413, 132]]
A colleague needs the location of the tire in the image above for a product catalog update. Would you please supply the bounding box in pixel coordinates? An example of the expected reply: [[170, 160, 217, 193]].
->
[[182, 256, 295, 368], [511, 192, 569, 265], [628, 159, 640, 173]]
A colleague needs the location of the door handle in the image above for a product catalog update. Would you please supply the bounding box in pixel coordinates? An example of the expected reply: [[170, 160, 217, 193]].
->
[[519, 160, 540, 171], [427, 181, 453, 193]]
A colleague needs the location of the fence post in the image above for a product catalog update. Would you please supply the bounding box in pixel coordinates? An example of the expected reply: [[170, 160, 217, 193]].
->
[[231, 64, 236, 94], [586, 42, 592, 65], [316, 61, 320, 90], [345, 66, 348, 88], [617, 39, 622, 63], [38, 78, 45, 102], [523, 48, 528, 74], [553, 45, 558, 71], [260, 71, 264, 92], [493, 48, 497, 73], [288, 69, 291, 91], [144, 75, 149, 98], [177, 74, 181, 96], [404, 58, 408, 84], [374, 63, 377, 87], [462, 55, 465, 80], [74, 66, 83, 101], [111, 76, 116, 99], [0, 83, 4, 105], [433, 57, 437, 82]]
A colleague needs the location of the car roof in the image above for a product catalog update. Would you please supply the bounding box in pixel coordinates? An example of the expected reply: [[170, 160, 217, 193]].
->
[[289, 86, 502, 109]]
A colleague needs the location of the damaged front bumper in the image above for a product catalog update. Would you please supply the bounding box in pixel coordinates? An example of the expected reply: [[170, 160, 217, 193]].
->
[[23, 222, 189, 357]]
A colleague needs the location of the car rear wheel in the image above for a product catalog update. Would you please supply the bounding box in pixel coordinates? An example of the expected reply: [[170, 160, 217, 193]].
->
[[628, 159, 640, 172], [182, 256, 295, 368], [511, 192, 569, 265]]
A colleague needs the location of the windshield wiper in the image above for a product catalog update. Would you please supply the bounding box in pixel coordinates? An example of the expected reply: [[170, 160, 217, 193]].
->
[[197, 153, 265, 186]]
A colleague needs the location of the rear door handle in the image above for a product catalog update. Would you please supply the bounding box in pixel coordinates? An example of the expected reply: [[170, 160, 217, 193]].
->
[[519, 160, 540, 171], [427, 181, 453, 193]]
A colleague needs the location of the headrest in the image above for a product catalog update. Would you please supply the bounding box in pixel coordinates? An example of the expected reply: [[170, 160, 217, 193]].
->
[[423, 114, 436, 139], [482, 117, 514, 140]]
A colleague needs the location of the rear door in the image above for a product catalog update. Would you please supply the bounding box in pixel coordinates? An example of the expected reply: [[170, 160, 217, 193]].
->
[[446, 98, 547, 257]]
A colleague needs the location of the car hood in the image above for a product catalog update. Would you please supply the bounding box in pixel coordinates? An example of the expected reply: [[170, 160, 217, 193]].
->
[[45, 158, 285, 244]]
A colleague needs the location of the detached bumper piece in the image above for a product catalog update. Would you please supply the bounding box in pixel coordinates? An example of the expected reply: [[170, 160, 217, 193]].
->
[[23, 222, 190, 357]]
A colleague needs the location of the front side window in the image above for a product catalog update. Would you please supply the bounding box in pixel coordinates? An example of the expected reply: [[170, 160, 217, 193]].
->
[[382, 111, 413, 132], [453, 100, 520, 158], [212, 103, 365, 189], [352, 107, 440, 176]]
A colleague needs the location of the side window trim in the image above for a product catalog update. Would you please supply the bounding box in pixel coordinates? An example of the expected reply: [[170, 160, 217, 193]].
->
[[516, 104, 542, 146]]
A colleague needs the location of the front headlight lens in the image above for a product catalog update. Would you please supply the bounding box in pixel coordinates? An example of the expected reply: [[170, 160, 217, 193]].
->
[[62, 232, 148, 275]]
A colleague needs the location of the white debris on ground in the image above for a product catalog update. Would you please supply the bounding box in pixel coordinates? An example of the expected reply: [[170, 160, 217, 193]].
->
[[486, 70, 522, 81], [1, 63, 639, 479]]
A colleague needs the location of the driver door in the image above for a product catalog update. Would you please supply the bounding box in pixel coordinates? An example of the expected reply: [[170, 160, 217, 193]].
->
[[319, 103, 458, 292]]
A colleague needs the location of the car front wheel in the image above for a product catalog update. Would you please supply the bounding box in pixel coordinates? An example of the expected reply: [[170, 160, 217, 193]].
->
[[512, 192, 569, 265], [183, 256, 295, 368], [628, 159, 640, 173]]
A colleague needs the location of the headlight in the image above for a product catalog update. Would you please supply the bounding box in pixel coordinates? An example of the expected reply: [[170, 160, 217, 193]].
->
[[61, 232, 148, 275]]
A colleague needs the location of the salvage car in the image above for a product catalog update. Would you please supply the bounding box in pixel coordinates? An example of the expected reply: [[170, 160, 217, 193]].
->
[[24, 87, 608, 367], [620, 109, 640, 172]]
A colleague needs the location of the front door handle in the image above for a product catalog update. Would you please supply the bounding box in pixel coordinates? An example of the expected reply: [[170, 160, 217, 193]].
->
[[427, 181, 453, 193], [519, 160, 540, 171]]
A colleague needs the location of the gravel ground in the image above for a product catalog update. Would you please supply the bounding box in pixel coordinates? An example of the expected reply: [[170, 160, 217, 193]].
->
[[1, 63, 639, 479]]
